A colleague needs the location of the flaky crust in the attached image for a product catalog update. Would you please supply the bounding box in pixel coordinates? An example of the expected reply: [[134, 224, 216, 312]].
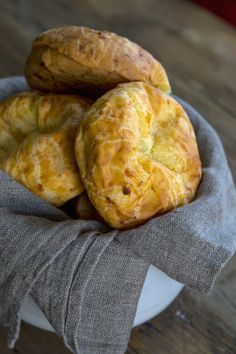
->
[[75, 82, 202, 229], [25, 26, 170, 96], [0, 92, 92, 206]]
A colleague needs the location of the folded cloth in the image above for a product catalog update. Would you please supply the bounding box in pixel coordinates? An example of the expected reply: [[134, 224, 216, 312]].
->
[[0, 77, 236, 354]]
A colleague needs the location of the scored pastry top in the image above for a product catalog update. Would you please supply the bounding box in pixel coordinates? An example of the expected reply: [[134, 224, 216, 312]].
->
[[0, 92, 92, 206], [75, 82, 202, 229]]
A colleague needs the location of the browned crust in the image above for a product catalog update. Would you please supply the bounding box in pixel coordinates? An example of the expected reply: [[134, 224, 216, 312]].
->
[[0, 91, 92, 206], [25, 26, 171, 96], [75, 82, 202, 229]]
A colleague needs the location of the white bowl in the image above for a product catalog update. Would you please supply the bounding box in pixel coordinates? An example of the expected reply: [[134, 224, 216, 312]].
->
[[21, 265, 183, 331]]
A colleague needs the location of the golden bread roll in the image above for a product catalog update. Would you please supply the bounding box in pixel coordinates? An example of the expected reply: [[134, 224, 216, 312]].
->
[[75, 82, 202, 229], [25, 26, 170, 96], [0, 92, 92, 206], [75, 192, 103, 222]]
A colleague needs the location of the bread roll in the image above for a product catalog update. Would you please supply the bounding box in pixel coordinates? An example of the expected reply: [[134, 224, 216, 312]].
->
[[25, 26, 170, 96], [75, 192, 103, 221], [0, 92, 92, 206], [75, 82, 202, 229]]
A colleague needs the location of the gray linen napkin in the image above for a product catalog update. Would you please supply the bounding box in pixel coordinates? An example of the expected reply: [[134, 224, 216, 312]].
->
[[0, 77, 236, 354]]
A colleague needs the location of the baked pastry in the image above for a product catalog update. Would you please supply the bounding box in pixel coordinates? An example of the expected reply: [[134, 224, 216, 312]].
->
[[0, 92, 92, 206], [75, 192, 103, 222], [75, 82, 202, 229], [25, 26, 170, 96]]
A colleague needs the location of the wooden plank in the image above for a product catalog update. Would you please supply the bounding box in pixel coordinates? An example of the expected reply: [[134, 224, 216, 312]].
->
[[128, 289, 236, 354], [0, 322, 71, 354]]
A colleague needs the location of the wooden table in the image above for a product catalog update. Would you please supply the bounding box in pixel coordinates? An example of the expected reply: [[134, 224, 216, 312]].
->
[[0, 0, 235, 353]]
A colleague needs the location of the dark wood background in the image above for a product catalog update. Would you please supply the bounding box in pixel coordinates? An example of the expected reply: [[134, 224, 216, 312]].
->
[[0, 0, 235, 353]]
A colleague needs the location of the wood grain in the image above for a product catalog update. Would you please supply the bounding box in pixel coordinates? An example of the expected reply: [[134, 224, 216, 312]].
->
[[0, 322, 71, 354], [128, 289, 236, 354], [0, 0, 235, 353]]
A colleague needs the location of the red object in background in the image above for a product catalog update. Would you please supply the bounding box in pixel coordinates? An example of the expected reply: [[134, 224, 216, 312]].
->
[[193, 0, 236, 27]]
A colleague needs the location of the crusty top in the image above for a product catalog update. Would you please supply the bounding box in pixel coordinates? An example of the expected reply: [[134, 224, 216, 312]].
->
[[75, 82, 202, 229], [0, 92, 92, 206], [25, 26, 170, 96]]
